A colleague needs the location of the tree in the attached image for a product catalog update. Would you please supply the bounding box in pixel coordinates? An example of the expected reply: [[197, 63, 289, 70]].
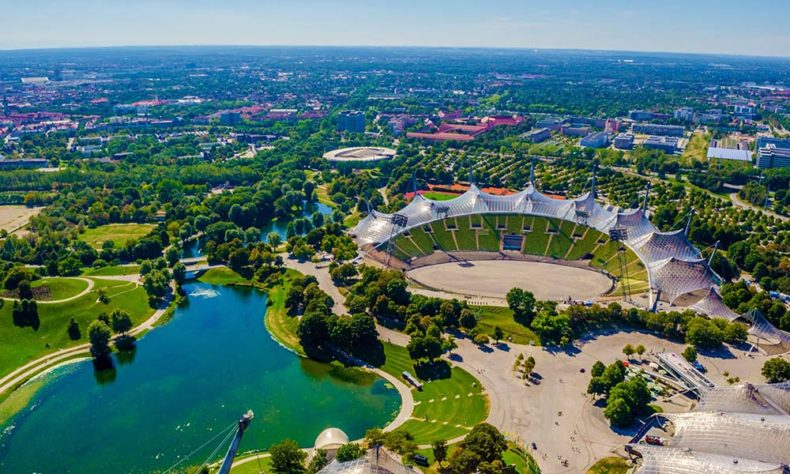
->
[[67, 318, 81, 340], [591, 361, 606, 377], [459, 423, 507, 465], [459, 309, 477, 330], [635, 344, 646, 358], [432, 439, 448, 463], [682, 345, 698, 363], [270, 439, 306, 474], [306, 449, 328, 474], [407, 335, 443, 362], [335, 443, 364, 462], [604, 397, 631, 427], [88, 320, 113, 358], [110, 309, 133, 335], [492, 326, 504, 343], [473, 333, 490, 346], [685, 317, 723, 350], [523, 356, 536, 377], [268, 232, 283, 248], [172, 262, 187, 285], [165, 246, 180, 266], [622, 344, 635, 358], [762, 357, 790, 383], [17, 279, 33, 300], [506, 288, 536, 325]]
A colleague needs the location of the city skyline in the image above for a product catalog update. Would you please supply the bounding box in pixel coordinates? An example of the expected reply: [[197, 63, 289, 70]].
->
[[2, 0, 790, 57]]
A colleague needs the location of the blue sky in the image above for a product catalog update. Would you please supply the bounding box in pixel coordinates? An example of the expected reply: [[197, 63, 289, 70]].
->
[[2, 0, 789, 57]]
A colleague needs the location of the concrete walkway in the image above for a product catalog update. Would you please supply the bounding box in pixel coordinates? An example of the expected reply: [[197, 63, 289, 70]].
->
[[281, 256, 349, 315]]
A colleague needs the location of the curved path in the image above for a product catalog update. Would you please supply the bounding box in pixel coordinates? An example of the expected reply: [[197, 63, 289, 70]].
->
[[1, 277, 95, 305]]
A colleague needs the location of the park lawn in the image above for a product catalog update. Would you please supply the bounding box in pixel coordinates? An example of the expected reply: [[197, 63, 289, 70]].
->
[[263, 270, 305, 356], [472, 305, 540, 346], [79, 223, 155, 248], [198, 267, 246, 285], [0, 278, 153, 378], [503, 443, 541, 474], [227, 454, 271, 474], [378, 343, 488, 445], [30, 277, 89, 301], [587, 456, 630, 474], [83, 265, 140, 276], [314, 184, 338, 209]]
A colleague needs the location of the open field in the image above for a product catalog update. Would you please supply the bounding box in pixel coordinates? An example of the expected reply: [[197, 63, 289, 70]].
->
[[262, 269, 305, 356], [472, 305, 540, 345], [83, 265, 140, 276], [78, 223, 155, 248], [406, 260, 613, 301], [0, 278, 154, 378], [421, 191, 460, 201], [0, 205, 43, 234], [197, 267, 246, 285], [377, 343, 488, 445], [30, 277, 90, 301]]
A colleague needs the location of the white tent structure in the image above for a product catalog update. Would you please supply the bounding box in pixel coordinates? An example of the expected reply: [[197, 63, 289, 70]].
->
[[352, 176, 790, 346]]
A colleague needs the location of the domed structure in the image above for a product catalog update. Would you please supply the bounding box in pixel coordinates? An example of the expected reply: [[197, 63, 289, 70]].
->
[[314, 427, 349, 451]]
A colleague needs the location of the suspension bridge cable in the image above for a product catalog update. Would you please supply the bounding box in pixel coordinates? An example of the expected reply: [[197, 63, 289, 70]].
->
[[198, 423, 238, 471], [163, 421, 238, 473]]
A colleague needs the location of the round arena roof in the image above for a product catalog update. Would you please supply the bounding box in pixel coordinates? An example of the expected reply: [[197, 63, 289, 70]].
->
[[314, 427, 349, 450], [323, 146, 397, 162]]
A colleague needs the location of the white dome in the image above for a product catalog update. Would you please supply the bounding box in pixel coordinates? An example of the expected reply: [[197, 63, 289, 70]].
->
[[314, 427, 349, 450]]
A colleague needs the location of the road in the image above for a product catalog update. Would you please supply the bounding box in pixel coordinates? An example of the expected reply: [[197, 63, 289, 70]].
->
[[730, 191, 788, 222]]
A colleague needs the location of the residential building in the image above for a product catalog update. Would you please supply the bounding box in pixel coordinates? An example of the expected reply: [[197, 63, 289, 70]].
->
[[674, 107, 694, 122], [613, 133, 635, 150], [219, 112, 242, 126], [0, 156, 48, 169], [629, 110, 655, 121], [632, 123, 685, 137], [337, 110, 366, 133], [535, 117, 565, 131], [643, 136, 680, 154]]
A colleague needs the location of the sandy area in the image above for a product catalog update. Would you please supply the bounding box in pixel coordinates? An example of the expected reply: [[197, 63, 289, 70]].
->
[[406, 260, 613, 302], [451, 329, 770, 474], [0, 205, 43, 234]]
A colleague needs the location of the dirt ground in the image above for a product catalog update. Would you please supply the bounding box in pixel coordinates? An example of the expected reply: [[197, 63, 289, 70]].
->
[[406, 260, 613, 302], [0, 205, 43, 234], [450, 329, 771, 474]]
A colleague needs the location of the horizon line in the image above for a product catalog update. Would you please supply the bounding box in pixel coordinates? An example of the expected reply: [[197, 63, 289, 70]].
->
[[1, 43, 788, 61]]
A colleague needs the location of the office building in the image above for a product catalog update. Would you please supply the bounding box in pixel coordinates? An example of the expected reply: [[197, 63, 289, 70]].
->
[[632, 123, 684, 137], [673, 107, 694, 122], [757, 145, 790, 169], [614, 133, 635, 150], [756, 136, 790, 150], [337, 110, 366, 133], [524, 128, 551, 143], [580, 131, 609, 148], [219, 112, 242, 126], [643, 136, 679, 154]]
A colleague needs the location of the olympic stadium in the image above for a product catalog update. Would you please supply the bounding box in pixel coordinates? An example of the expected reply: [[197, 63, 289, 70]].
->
[[352, 173, 790, 353]]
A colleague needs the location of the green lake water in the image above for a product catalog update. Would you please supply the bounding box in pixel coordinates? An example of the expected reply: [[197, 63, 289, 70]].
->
[[0, 283, 400, 473]]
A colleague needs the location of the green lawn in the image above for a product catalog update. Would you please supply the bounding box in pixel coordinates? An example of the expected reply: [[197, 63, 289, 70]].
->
[[429, 224, 458, 252], [30, 277, 89, 301], [472, 306, 540, 345], [198, 267, 246, 285], [83, 265, 140, 276], [377, 343, 488, 445], [263, 270, 305, 356], [523, 218, 550, 256], [681, 131, 710, 165], [79, 223, 155, 248], [587, 456, 630, 474], [503, 443, 541, 474], [0, 278, 154, 378], [228, 455, 271, 474], [565, 228, 600, 260], [408, 227, 436, 255]]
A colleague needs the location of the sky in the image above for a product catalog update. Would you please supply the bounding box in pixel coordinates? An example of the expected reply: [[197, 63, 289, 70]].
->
[[1, 0, 789, 57]]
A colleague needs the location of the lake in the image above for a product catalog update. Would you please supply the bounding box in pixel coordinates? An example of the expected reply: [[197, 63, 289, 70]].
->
[[0, 282, 399, 473]]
